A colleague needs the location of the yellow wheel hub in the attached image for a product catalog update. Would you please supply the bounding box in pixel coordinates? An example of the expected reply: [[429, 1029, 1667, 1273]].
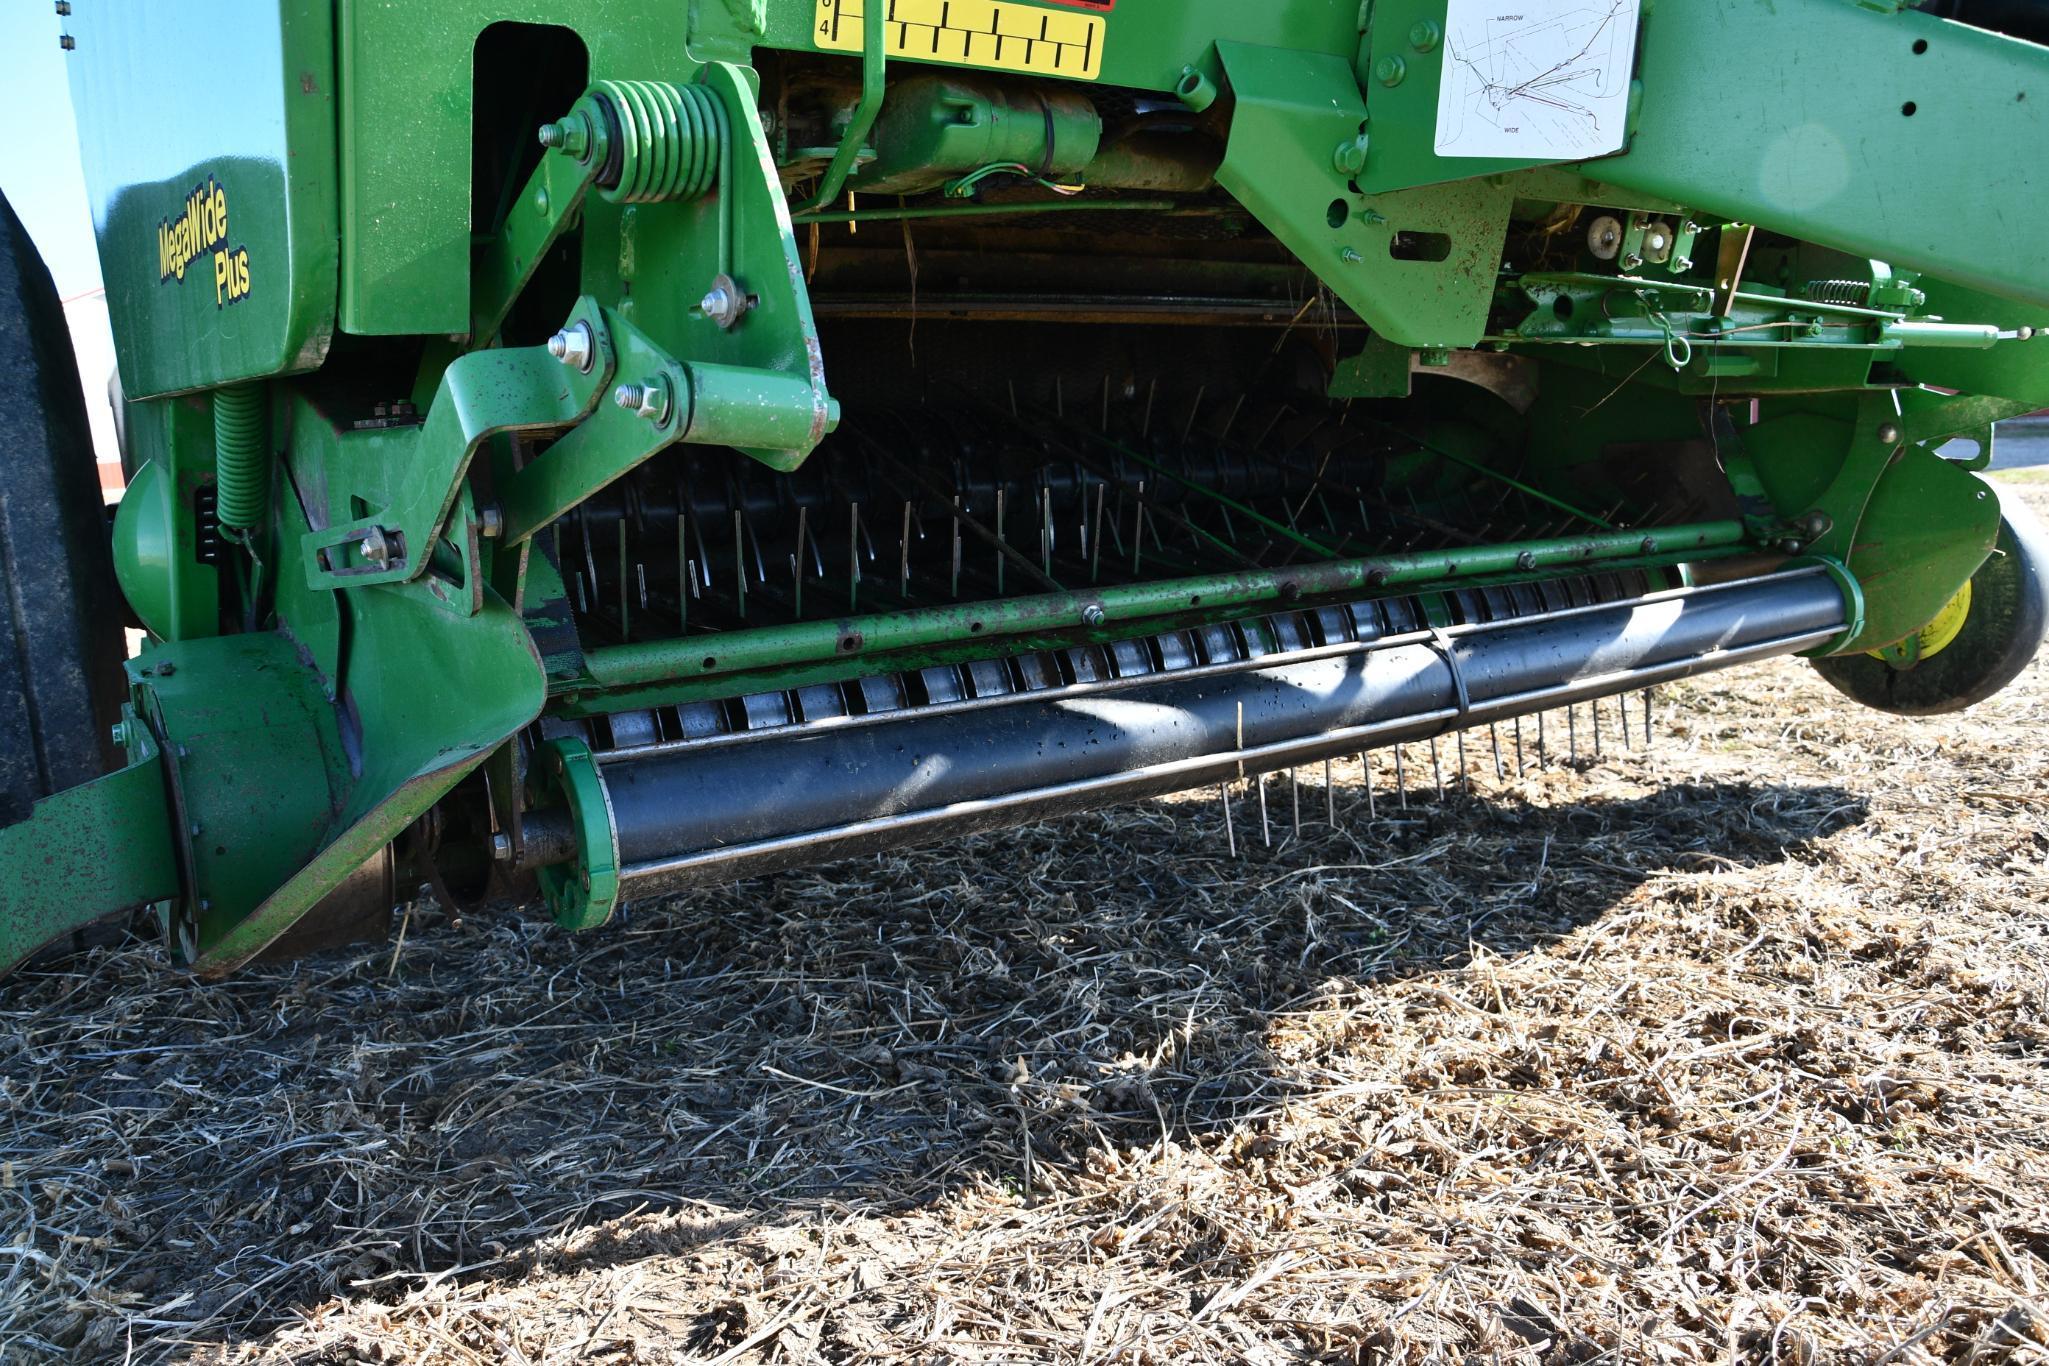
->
[[1871, 579, 1972, 666]]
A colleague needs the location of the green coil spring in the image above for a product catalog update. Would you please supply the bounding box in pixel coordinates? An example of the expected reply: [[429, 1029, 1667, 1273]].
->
[[212, 383, 268, 539], [1802, 279, 1873, 306], [592, 80, 726, 204]]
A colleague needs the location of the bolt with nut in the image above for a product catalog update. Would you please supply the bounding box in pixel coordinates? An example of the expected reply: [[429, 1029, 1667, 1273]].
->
[[615, 374, 674, 426], [546, 320, 595, 373]]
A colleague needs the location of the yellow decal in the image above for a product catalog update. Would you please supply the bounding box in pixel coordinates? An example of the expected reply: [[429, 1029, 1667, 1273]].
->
[[814, 0, 1104, 81], [1870, 578, 1974, 664], [156, 174, 253, 308]]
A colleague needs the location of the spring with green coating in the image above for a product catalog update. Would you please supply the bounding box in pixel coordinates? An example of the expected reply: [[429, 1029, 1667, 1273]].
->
[[212, 383, 268, 540], [591, 80, 727, 204]]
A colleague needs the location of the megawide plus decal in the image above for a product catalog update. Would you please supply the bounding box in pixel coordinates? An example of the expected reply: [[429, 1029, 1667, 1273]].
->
[[156, 175, 253, 308]]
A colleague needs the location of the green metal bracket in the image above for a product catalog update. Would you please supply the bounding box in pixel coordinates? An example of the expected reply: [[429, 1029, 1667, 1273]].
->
[[498, 311, 687, 544], [188, 579, 547, 976], [1329, 335, 1415, 400], [131, 633, 349, 959], [299, 297, 615, 597], [530, 738, 620, 931], [792, 0, 885, 213], [1209, 40, 1512, 349], [472, 148, 603, 346], [566, 63, 838, 474], [1744, 394, 2002, 654], [1896, 390, 2038, 472], [0, 718, 179, 977], [498, 308, 837, 547], [1596, 0, 2049, 313]]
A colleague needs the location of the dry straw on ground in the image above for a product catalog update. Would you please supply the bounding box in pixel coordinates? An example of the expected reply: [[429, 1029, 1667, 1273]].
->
[[2, 486, 2046, 1365]]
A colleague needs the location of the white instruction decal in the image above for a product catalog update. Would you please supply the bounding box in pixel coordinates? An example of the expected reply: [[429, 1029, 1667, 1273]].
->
[[1433, 0, 1641, 160]]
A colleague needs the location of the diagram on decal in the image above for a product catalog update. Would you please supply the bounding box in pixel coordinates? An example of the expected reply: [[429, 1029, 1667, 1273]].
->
[[1433, 0, 1641, 160]]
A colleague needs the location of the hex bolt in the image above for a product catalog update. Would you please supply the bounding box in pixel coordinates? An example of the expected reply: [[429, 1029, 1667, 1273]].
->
[[491, 832, 513, 862], [699, 273, 749, 330], [1081, 603, 1106, 627], [359, 525, 394, 566], [1332, 134, 1370, 176], [1621, 253, 1643, 271], [1375, 54, 1406, 86], [614, 375, 673, 425], [1340, 247, 1364, 264], [479, 505, 506, 539], [546, 321, 595, 373], [537, 112, 591, 159], [1514, 551, 1537, 570], [1876, 421, 1903, 445], [109, 720, 129, 748], [1408, 18, 1441, 51]]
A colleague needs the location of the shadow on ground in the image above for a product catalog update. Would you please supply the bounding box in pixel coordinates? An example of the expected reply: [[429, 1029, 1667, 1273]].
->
[[0, 774, 1867, 1357]]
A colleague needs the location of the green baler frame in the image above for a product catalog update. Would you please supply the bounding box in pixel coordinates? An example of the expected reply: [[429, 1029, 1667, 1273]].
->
[[6, 0, 2045, 976]]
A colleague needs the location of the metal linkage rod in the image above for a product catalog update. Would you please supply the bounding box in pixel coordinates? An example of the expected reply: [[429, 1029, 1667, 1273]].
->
[[573, 520, 1750, 694]]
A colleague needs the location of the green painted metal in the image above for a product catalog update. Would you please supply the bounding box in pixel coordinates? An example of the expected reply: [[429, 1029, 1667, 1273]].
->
[[29, 0, 2049, 978], [113, 399, 225, 641], [0, 721, 178, 978], [574, 520, 1748, 693], [110, 458, 181, 641], [472, 148, 603, 346], [795, 198, 1179, 224], [189, 506, 549, 973], [1209, 40, 1513, 349], [594, 61, 839, 469], [337, 0, 691, 336], [794, 0, 885, 212], [497, 311, 686, 541], [211, 384, 270, 538], [1739, 394, 2005, 655], [850, 73, 1100, 196], [530, 738, 620, 930], [299, 299, 614, 594], [63, 0, 336, 398], [1597, 0, 2049, 312], [1889, 277, 2049, 409], [131, 633, 350, 958]]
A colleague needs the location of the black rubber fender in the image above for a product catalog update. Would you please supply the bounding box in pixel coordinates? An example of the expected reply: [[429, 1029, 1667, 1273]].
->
[[0, 191, 125, 828], [1813, 492, 2049, 715]]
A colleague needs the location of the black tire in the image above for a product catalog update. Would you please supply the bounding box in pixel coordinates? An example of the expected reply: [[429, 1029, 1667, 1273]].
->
[[1813, 495, 2049, 716], [0, 191, 125, 828]]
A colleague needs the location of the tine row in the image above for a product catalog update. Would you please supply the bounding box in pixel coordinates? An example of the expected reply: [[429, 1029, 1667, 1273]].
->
[[1205, 689, 1660, 855]]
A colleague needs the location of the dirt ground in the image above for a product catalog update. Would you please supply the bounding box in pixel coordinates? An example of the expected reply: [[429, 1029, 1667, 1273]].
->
[[3, 483, 2046, 1365]]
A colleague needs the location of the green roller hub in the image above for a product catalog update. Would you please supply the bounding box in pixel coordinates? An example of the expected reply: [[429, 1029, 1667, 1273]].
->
[[530, 739, 621, 932]]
